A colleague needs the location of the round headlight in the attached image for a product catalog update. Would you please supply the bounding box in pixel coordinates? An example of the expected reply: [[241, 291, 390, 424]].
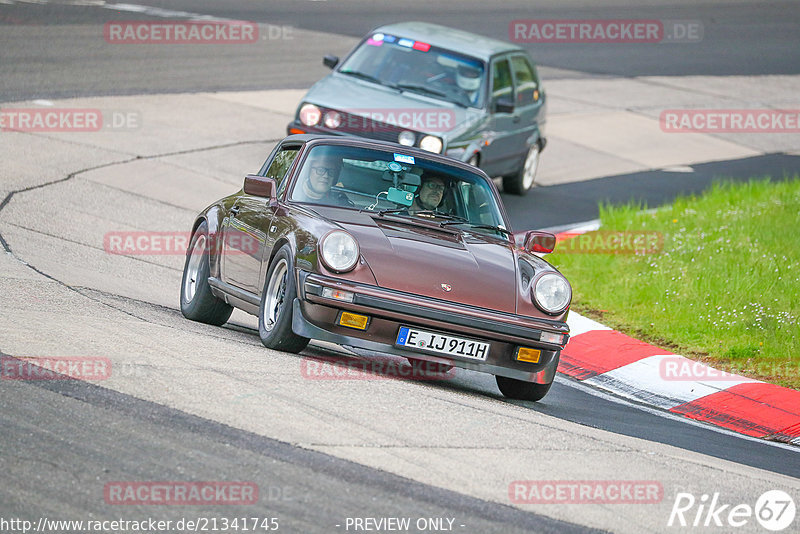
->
[[420, 135, 443, 154], [323, 110, 342, 129], [299, 103, 321, 126], [398, 130, 415, 146], [320, 231, 359, 272], [532, 273, 571, 314]]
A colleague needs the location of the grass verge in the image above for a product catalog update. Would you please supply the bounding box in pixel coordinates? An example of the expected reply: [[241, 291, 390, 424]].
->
[[549, 177, 800, 389]]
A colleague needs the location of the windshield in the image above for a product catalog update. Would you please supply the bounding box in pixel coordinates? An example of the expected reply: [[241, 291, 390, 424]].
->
[[289, 144, 509, 239], [338, 32, 486, 109]]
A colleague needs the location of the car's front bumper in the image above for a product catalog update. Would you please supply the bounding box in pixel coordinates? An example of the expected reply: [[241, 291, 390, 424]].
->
[[292, 270, 568, 384]]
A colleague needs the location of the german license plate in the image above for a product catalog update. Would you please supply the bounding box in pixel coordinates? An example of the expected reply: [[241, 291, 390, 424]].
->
[[395, 326, 489, 361]]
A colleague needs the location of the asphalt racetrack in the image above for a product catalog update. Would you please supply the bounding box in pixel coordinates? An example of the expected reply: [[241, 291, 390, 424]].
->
[[1, 1, 799, 533]]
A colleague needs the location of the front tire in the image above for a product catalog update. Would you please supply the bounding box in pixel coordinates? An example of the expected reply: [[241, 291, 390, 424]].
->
[[258, 244, 309, 353], [502, 143, 540, 196], [495, 375, 552, 401], [180, 221, 233, 326]]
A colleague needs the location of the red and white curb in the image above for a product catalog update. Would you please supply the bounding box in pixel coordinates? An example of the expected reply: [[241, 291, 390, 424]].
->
[[548, 225, 800, 446], [562, 313, 800, 445]]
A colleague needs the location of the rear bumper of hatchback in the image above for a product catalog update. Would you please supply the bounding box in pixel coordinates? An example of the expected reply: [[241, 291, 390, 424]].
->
[[291, 270, 568, 384]]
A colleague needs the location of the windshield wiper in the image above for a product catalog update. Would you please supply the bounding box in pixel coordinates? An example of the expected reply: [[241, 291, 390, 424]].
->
[[439, 220, 512, 236], [395, 83, 468, 107], [396, 83, 448, 99], [341, 70, 396, 89], [405, 210, 465, 222], [374, 208, 408, 216]]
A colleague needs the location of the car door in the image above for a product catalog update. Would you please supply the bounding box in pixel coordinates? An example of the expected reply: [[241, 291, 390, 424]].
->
[[221, 145, 300, 293], [509, 54, 545, 161], [479, 56, 519, 177]]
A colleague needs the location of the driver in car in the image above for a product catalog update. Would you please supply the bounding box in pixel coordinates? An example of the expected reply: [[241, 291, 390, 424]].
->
[[410, 174, 447, 212], [295, 152, 354, 207], [456, 64, 481, 105]]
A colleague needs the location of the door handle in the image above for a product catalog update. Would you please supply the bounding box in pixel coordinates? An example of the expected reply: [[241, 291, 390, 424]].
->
[[512, 115, 521, 124]]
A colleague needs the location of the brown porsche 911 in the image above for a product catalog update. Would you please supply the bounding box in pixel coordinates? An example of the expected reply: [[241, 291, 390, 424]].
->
[[180, 134, 570, 401]]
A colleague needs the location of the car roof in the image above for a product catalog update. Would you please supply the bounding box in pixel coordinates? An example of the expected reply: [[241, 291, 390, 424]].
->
[[370, 21, 525, 61], [281, 134, 490, 176]]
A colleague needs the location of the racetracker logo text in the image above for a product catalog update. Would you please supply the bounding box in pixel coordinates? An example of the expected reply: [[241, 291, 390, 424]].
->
[[103, 231, 259, 256], [1, 356, 111, 381], [300, 356, 456, 381], [104, 21, 259, 44], [323, 108, 456, 134], [660, 110, 800, 133], [509, 480, 663, 504], [554, 230, 663, 255], [509, 20, 703, 43], [0, 109, 140, 132], [104, 482, 258, 505]]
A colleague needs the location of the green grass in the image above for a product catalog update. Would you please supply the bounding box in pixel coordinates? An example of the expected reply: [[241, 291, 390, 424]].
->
[[549, 177, 800, 389]]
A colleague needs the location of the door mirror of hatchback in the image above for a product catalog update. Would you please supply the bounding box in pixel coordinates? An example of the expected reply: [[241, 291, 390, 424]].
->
[[243, 174, 277, 200], [323, 55, 339, 69], [524, 230, 556, 254]]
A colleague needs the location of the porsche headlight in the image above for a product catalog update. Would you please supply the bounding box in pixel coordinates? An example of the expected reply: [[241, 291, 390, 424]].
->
[[532, 273, 571, 314], [420, 135, 443, 153], [319, 231, 359, 272], [299, 103, 321, 126]]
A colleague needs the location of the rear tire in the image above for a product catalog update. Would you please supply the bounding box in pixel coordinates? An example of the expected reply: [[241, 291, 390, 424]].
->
[[502, 143, 540, 196], [258, 244, 309, 353], [180, 221, 233, 326], [495, 375, 552, 401]]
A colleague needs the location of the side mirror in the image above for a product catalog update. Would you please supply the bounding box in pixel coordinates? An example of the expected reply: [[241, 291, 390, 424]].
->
[[524, 230, 556, 254], [323, 55, 339, 69], [494, 97, 515, 114], [243, 174, 277, 199]]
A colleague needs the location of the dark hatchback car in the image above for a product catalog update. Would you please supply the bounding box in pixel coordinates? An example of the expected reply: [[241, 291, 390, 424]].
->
[[287, 22, 547, 195], [180, 135, 570, 401]]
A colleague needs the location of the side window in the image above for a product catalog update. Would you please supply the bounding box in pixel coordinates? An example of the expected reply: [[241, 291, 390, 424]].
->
[[490, 58, 513, 108], [264, 147, 299, 196], [510, 55, 539, 106]]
